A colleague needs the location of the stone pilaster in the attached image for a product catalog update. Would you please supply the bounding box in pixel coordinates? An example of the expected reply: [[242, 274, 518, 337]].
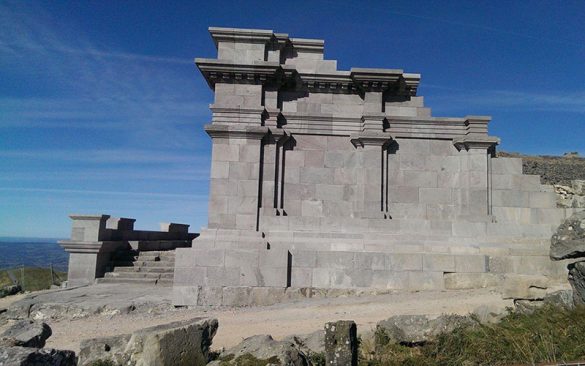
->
[[206, 124, 269, 231], [351, 132, 393, 219], [453, 136, 500, 218]]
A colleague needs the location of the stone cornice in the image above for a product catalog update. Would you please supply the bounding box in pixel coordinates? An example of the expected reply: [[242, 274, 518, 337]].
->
[[350, 132, 394, 148], [209, 27, 274, 46], [453, 136, 500, 151], [297, 72, 356, 93], [290, 38, 324, 53], [204, 124, 269, 140], [196, 59, 281, 87], [351, 68, 420, 95]]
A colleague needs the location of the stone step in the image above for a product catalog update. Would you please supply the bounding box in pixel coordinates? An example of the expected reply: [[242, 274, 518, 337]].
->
[[113, 266, 173, 273], [97, 277, 173, 286], [113, 260, 175, 268], [136, 254, 175, 262], [104, 272, 174, 280]]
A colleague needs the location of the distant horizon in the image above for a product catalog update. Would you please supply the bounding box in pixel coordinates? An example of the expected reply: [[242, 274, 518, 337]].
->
[[0, 236, 66, 242], [1, 0, 584, 238]]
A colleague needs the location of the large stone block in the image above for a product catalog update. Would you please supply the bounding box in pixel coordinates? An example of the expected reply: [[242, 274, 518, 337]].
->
[[78, 318, 218, 366]]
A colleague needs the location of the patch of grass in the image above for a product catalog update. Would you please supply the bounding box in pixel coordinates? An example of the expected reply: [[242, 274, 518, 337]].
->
[[0, 267, 67, 292], [218, 353, 280, 366], [307, 352, 326, 366], [88, 360, 118, 366], [361, 305, 585, 366]]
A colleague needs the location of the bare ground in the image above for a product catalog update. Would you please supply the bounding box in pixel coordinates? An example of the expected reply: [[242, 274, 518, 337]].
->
[[0, 285, 515, 353]]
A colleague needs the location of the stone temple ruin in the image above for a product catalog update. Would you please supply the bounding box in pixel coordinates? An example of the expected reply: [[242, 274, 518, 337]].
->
[[61, 27, 581, 306]]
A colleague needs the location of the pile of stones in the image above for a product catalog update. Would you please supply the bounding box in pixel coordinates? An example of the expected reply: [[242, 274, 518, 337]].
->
[[550, 210, 585, 305], [0, 320, 76, 365], [554, 180, 585, 208]]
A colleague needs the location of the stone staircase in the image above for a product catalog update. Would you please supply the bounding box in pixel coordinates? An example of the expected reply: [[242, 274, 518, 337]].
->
[[97, 250, 175, 286]]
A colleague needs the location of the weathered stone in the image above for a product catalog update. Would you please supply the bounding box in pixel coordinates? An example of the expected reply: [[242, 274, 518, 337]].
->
[[0, 346, 76, 366], [544, 289, 574, 309], [550, 210, 585, 260], [210, 334, 309, 366], [568, 261, 585, 306], [282, 330, 325, 355], [376, 314, 474, 346], [78, 317, 218, 366], [324, 320, 357, 366], [472, 304, 508, 324], [0, 285, 21, 299], [502, 275, 549, 300], [0, 320, 52, 348]]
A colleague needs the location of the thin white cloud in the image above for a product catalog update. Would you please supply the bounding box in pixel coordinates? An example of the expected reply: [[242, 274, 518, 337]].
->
[[0, 148, 206, 164], [0, 1, 212, 147], [0, 187, 204, 200], [431, 89, 585, 114]]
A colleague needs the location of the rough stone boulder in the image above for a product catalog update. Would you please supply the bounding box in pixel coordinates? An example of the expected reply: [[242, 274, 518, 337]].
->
[[325, 321, 358, 366], [550, 210, 585, 260], [282, 330, 325, 355], [0, 285, 21, 299], [502, 275, 550, 300], [568, 262, 585, 306], [0, 320, 52, 348], [209, 334, 310, 366], [376, 314, 474, 347], [0, 346, 76, 366], [78, 317, 218, 366]]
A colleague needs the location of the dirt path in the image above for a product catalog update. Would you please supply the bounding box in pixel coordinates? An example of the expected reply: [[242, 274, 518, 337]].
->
[[41, 288, 512, 353]]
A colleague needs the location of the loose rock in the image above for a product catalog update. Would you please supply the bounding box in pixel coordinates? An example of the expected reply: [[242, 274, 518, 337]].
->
[[282, 330, 325, 355], [0, 346, 76, 366], [325, 320, 357, 366], [376, 314, 474, 347], [78, 317, 218, 366], [568, 261, 585, 306], [0, 320, 52, 348], [550, 210, 585, 260], [210, 334, 309, 366], [0, 285, 21, 299]]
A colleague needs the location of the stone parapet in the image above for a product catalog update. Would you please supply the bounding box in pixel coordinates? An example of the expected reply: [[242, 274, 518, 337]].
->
[[60, 214, 196, 287]]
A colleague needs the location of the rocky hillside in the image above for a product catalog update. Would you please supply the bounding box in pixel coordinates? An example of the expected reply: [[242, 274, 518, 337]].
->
[[498, 151, 585, 186], [499, 151, 585, 208]]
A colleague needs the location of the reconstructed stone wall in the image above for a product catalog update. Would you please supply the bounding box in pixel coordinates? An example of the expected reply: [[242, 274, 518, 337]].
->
[[171, 27, 577, 306]]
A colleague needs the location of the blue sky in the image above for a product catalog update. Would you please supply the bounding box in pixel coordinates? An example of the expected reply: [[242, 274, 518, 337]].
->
[[1, 0, 584, 238]]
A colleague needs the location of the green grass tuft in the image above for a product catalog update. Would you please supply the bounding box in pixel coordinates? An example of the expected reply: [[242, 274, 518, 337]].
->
[[218, 353, 280, 366], [360, 305, 585, 366], [0, 267, 67, 292]]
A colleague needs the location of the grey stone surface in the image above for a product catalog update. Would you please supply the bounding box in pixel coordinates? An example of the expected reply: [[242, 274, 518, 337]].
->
[[0, 320, 51, 348], [568, 261, 585, 306], [324, 320, 357, 366], [0, 346, 77, 366], [210, 334, 309, 366], [77, 317, 217, 366], [550, 210, 585, 260], [0, 285, 20, 299], [376, 314, 474, 346], [6, 284, 174, 321], [282, 330, 325, 356]]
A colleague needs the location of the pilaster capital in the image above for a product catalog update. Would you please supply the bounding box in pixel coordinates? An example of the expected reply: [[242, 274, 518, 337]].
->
[[205, 124, 269, 140], [350, 131, 393, 148], [453, 136, 500, 151]]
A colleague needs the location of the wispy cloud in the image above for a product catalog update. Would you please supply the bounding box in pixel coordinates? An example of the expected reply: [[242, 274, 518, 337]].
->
[[0, 187, 204, 200], [0, 148, 206, 164], [0, 1, 211, 148], [430, 89, 585, 114]]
